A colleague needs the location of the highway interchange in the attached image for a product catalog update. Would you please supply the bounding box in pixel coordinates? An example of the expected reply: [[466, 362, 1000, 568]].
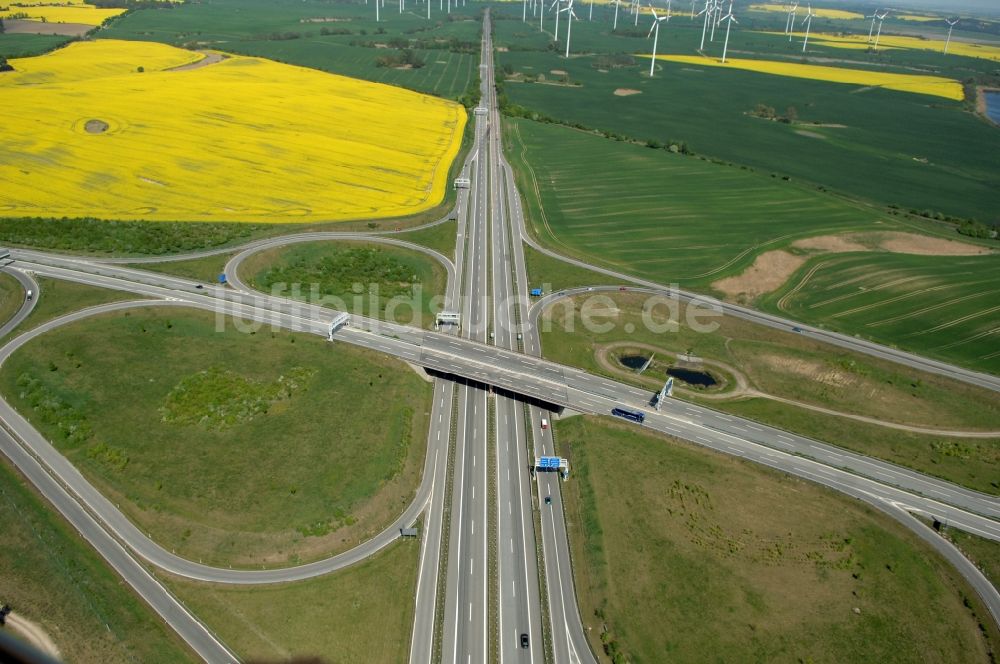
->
[[1, 10, 999, 663]]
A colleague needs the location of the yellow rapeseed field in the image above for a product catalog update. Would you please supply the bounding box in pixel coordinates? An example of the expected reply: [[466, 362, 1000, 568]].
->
[[651, 55, 965, 101], [748, 4, 864, 20], [771, 31, 1000, 62], [0, 40, 467, 223], [0, 4, 126, 25]]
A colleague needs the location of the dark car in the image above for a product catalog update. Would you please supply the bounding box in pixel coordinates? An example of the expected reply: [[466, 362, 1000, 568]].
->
[[195, 284, 204, 289], [520, 633, 530, 649], [544, 496, 552, 505]]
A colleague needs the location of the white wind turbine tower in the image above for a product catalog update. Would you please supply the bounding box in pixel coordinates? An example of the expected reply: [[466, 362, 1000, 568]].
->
[[551, 0, 563, 42], [873, 10, 889, 52], [788, 1, 799, 41], [710, 0, 722, 42], [634, 0, 640, 27], [589, 0, 594, 21], [785, 2, 798, 36], [647, 4, 670, 77], [697, 0, 711, 50], [613, 0, 621, 31], [720, 0, 737, 63], [944, 18, 959, 54], [866, 8, 880, 43], [523, 0, 528, 22], [561, 0, 579, 57], [800, 4, 815, 53]]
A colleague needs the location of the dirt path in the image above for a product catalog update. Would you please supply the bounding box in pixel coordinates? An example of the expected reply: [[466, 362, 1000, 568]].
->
[[167, 51, 225, 72], [759, 393, 1000, 439], [4, 613, 61, 659]]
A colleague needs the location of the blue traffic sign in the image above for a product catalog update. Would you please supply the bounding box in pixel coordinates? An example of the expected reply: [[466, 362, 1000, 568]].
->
[[539, 456, 560, 468]]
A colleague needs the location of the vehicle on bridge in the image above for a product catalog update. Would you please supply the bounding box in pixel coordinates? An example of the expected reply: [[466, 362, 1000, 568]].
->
[[612, 407, 645, 424]]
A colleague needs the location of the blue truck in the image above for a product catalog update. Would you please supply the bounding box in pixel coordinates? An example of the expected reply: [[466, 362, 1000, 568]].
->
[[612, 407, 645, 424], [530, 288, 543, 297]]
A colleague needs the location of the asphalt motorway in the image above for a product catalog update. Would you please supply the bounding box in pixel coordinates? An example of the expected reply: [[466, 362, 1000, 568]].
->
[[441, 83, 490, 664], [482, 17, 546, 662], [6, 252, 1000, 650]]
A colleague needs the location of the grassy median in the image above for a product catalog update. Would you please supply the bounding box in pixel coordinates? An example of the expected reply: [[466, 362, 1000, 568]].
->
[[0, 307, 431, 567], [558, 415, 997, 663], [163, 538, 418, 663]]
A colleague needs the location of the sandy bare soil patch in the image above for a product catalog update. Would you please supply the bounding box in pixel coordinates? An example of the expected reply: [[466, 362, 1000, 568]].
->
[[614, 88, 642, 96], [713, 231, 991, 301], [168, 51, 225, 72], [550, 69, 568, 76], [497, 46, 509, 52], [876, 231, 992, 256], [1, 19, 91, 36], [793, 235, 870, 253], [84, 119, 109, 134], [758, 353, 855, 388], [301, 16, 351, 22], [712, 251, 806, 302], [4, 614, 61, 659], [795, 129, 826, 139]]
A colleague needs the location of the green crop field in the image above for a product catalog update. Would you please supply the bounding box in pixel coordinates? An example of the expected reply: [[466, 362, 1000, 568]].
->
[[558, 415, 998, 663], [0, 457, 196, 663], [0, 33, 71, 59], [510, 118, 999, 373], [491, 7, 1000, 222], [507, 117, 887, 284], [761, 252, 1000, 372], [103, 0, 483, 100], [165, 538, 418, 663], [0, 307, 432, 567]]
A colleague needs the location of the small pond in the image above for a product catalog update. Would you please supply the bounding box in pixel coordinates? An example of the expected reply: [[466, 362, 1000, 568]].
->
[[667, 367, 718, 388]]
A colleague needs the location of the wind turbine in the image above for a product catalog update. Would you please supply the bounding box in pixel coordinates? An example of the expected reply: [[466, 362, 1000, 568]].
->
[[720, 0, 737, 63], [710, 0, 721, 42], [944, 17, 959, 55], [866, 8, 879, 43], [523, 0, 528, 22], [613, 0, 621, 31], [551, 0, 563, 43], [647, 4, 670, 77], [634, 0, 640, 27], [561, 0, 579, 57], [376, 0, 380, 22], [801, 4, 815, 53], [697, 0, 711, 50], [873, 10, 889, 52], [588, 0, 593, 21], [785, 2, 798, 36]]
